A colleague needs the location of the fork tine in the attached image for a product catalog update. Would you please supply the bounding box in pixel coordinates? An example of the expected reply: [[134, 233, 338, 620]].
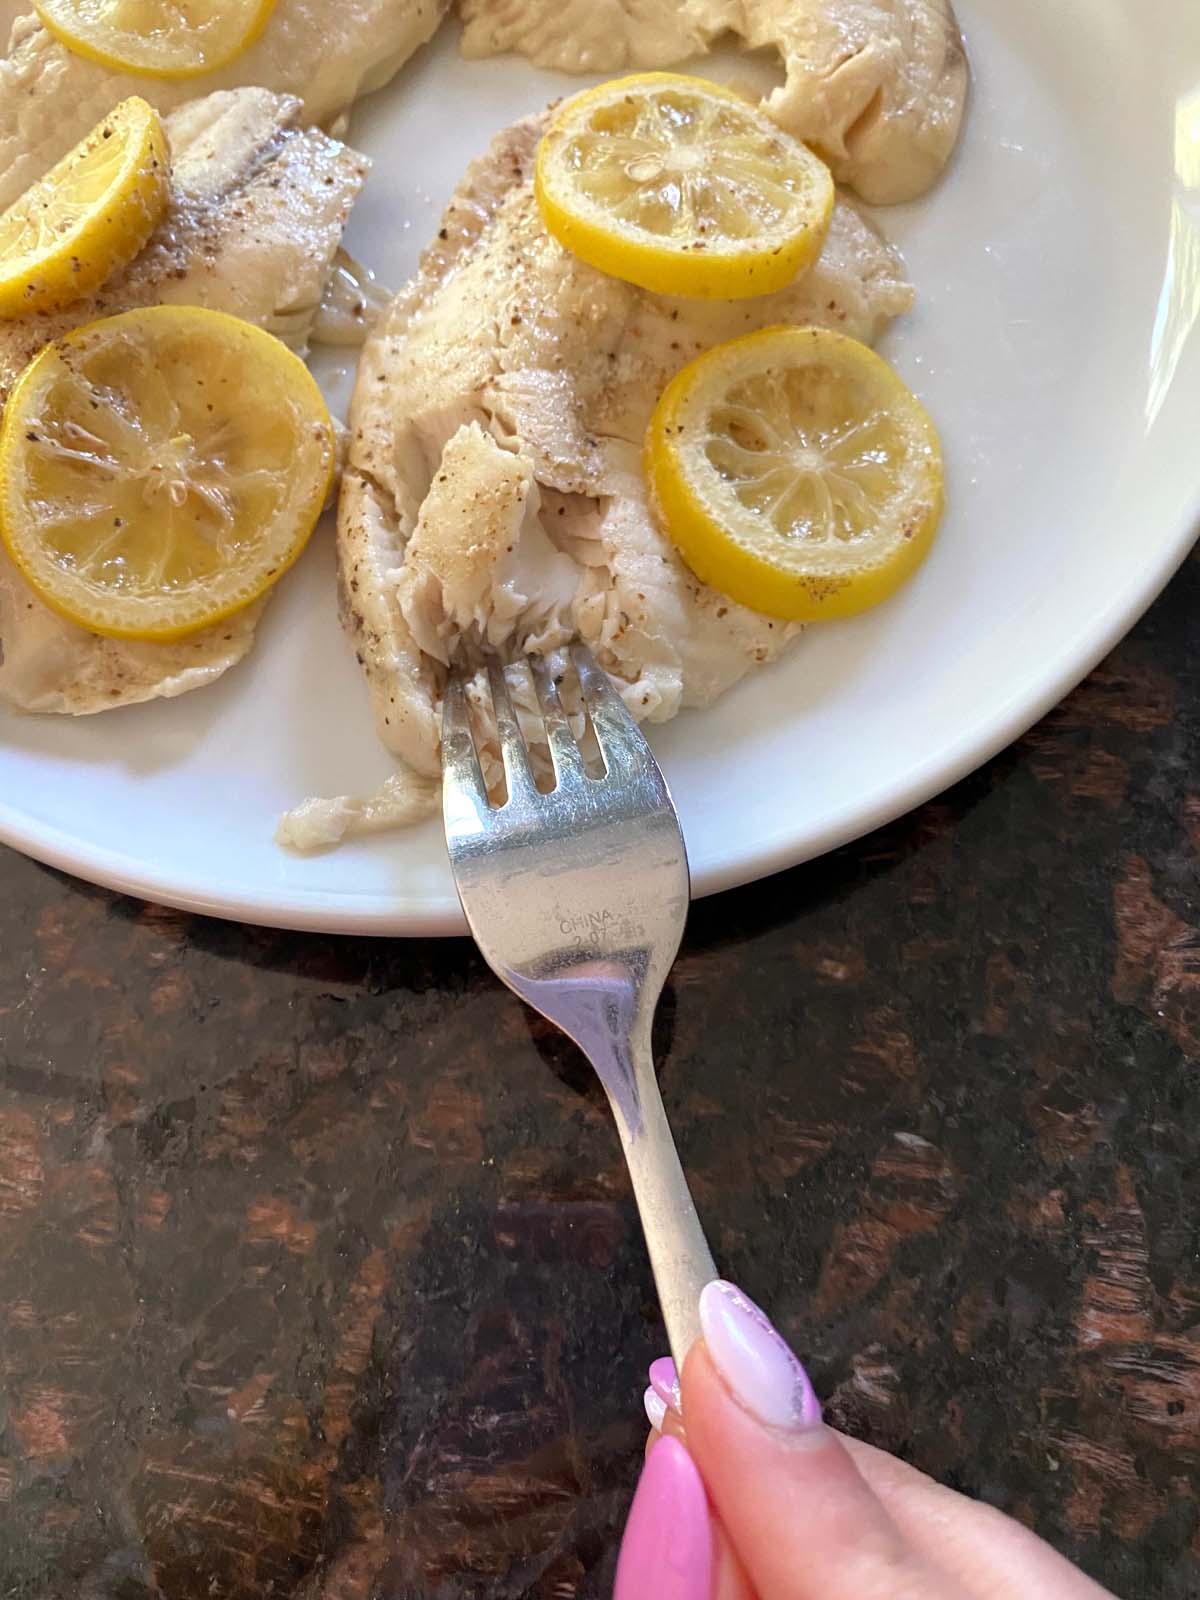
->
[[486, 656, 535, 799], [441, 669, 488, 809], [570, 642, 642, 769], [528, 654, 585, 783]]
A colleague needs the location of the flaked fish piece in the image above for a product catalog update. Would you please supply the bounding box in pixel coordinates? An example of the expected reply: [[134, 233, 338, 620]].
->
[[458, 0, 967, 204], [0, 0, 445, 209], [276, 769, 439, 850], [319, 111, 912, 841], [0, 88, 367, 716]]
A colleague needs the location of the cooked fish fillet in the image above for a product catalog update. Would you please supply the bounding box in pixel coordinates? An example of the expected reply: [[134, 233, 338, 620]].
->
[[459, 0, 967, 204], [318, 111, 911, 840], [0, 0, 444, 210], [743, 0, 968, 204], [0, 88, 367, 716], [459, 0, 739, 72]]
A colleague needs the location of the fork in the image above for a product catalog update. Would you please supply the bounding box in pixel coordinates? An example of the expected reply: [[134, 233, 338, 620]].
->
[[442, 643, 717, 1366]]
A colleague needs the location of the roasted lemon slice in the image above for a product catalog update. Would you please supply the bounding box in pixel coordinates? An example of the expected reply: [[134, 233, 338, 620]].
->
[[34, 0, 277, 79], [0, 305, 335, 640], [535, 72, 835, 300], [0, 96, 168, 318], [646, 326, 944, 620]]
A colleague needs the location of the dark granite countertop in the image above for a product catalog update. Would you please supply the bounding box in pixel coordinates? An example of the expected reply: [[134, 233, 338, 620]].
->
[[1, 551, 1198, 1600]]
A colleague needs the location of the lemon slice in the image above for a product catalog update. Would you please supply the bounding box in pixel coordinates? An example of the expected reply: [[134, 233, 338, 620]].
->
[[34, 0, 277, 79], [646, 326, 944, 620], [535, 72, 835, 300], [0, 96, 168, 318], [0, 305, 335, 641]]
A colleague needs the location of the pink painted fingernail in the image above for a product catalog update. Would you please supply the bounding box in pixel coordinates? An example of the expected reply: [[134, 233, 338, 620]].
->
[[649, 1356, 681, 1415], [614, 1435, 712, 1600], [698, 1280, 822, 1431], [644, 1386, 668, 1431]]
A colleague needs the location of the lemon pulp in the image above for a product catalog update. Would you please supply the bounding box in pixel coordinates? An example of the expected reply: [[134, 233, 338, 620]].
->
[[34, 0, 278, 79], [0, 305, 335, 640], [0, 96, 168, 317], [536, 72, 835, 300], [646, 326, 945, 620]]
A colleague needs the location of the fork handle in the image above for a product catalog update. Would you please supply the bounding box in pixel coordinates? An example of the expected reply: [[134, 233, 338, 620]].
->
[[611, 1059, 718, 1370]]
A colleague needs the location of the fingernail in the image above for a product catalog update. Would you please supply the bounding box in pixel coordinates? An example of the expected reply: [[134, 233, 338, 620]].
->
[[614, 1436, 712, 1600], [649, 1356, 681, 1414], [698, 1280, 821, 1431], [644, 1386, 668, 1431]]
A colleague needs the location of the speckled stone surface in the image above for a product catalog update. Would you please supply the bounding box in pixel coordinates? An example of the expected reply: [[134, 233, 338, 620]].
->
[[1, 553, 1198, 1600]]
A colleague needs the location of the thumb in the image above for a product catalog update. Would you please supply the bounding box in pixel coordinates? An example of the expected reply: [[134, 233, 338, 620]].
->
[[681, 1281, 973, 1600]]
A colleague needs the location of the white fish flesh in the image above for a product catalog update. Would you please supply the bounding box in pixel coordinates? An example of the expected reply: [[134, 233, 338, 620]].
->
[[0, 88, 367, 716], [0, 0, 445, 209], [459, 0, 968, 204], [297, 111, 911, 844]]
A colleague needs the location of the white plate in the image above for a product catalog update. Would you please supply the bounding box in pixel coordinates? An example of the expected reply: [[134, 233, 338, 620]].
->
[[0, 0, 1197, 935]]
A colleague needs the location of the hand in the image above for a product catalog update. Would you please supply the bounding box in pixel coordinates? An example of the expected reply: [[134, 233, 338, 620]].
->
[[615, 1281, 1116, 1600]]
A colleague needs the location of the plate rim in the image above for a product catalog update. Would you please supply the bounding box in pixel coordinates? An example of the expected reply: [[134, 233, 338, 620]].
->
[[0, 506, 1194, 938]]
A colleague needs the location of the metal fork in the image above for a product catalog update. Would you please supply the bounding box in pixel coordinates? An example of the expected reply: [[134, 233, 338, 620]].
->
[[442, 643, 717, 1365]]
